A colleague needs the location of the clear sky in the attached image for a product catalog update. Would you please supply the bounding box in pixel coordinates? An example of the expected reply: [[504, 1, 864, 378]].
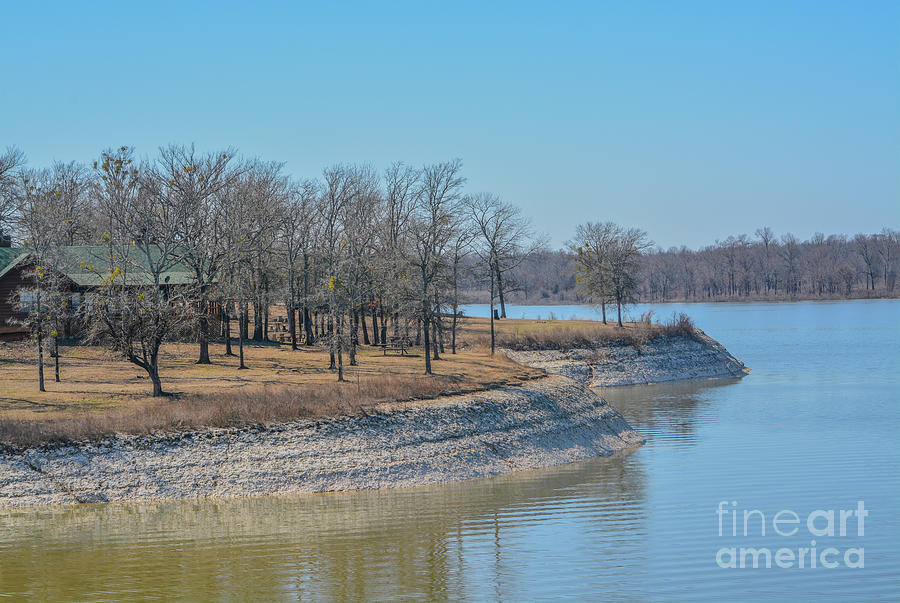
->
[[1, 0, 897, 249]]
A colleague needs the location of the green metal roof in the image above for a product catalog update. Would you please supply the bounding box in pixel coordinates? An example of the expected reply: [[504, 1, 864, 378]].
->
[[0, 248, 30, 281], [0, 245, 196, 287]]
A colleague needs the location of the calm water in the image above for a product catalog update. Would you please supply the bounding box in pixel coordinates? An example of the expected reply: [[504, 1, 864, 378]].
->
[[1, 300, 898, 601]]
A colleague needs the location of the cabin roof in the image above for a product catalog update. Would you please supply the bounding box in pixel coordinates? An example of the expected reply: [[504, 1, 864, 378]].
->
[[0, 248, 30, 281], [0, 245, 196, 287]]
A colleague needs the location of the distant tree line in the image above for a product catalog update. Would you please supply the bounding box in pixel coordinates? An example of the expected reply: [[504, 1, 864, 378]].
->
[[639, 228, 899, 301], [472, 229, 900, 305]]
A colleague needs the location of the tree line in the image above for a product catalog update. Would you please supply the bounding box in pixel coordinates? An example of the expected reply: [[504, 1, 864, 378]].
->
[[638, 229, 899, 301], [472, 229, 900, 305]]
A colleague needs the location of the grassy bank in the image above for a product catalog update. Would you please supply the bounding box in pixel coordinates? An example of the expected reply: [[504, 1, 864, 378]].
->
[[0, 315, 676, 447]]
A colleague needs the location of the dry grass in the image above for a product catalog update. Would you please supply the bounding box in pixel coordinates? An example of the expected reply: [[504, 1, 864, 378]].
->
[[0, 317, 542, 447], [0, 373, 515, 449], [465, 311, 696, 351], [0, 312, 693, 447]]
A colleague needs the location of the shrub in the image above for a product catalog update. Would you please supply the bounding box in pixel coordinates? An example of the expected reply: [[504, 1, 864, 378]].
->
[[663, 312, 696, 338]]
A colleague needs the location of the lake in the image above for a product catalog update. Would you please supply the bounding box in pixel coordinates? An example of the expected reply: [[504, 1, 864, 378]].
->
[[1, 300, 898, 600]]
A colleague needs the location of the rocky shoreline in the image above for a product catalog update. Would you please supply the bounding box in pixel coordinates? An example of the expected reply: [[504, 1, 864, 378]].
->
[[0, 375, 643, 509], [0, 330, 749, 509], [502, 330, 749, 387]]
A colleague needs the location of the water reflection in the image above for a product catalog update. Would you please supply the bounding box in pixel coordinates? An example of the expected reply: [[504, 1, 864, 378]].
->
[[601, 377, 743, 444], [0, 450, 648, 601]]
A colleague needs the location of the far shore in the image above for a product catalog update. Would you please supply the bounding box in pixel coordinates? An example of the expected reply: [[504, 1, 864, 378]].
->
[[461, 295, 900, 308]]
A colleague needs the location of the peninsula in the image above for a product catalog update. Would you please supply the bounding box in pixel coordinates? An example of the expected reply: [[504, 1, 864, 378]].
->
[[0, 315, 747, 508]]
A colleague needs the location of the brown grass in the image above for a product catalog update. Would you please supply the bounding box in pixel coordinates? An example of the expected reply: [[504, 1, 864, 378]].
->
[[0, 312, 693, 447], [0, 317, 543, 447], [465, 311, 696, 351], [0, 373, 527, 449]]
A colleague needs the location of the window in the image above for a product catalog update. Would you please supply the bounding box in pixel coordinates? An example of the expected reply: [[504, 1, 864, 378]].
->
[[18, 291, 40, 314]]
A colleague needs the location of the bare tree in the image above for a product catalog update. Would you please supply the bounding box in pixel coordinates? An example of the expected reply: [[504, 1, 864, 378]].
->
[[86, 147, 196, 396], [319, 164, 361, 380], [567, 221, 618, 324], [340, 166, 380, 366], [279, 179, 318, 350], [373, 162, 419, 346], [13, 168, 69, 391], [409, 160, 465, 372], [448, 221, 475, 353], [570, 222, 650, 327], [154, 144, 239, 364], [464, 193, 536, 318]]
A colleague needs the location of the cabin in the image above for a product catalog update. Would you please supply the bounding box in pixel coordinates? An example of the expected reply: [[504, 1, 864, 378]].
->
[[0, 247, 32, 337], [0, 243, 197, 339]]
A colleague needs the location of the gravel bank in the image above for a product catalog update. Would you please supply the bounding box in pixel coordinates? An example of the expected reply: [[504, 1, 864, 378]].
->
[[503, 331, 749, 387], [0, 376, 643, 508]]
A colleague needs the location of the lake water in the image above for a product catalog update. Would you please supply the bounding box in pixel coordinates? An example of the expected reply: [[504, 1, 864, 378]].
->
[[1, 300, 898, 600]]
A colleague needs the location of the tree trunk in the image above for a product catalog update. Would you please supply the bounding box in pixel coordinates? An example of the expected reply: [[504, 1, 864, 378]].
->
[[349, 309, 358, 366], [224, 306, 234, 356], [328, 312, 336, 370], [371, 303, 379, 345], [496, 263, 507, 318], [379, 302, 387, 344], [37, 324, 45, 393], [288, 273, 297, 350], [601, 301, 607, 324], [149, 364, 163, 397], [360, 304, 370, 345], [197, 285, 211, 364], [451, 259, 459, 354], [616, 294, 624, 327], [302, 253, 314, 346], [423, 302, 432, 375], [238, 303, 247, 369], [451, 304, 458, 354], [304, 307, 314, 345], [252, 300, 263, 340], [289, 300, 297, 349], [54, 333, 60, 382], [432, 319, 440, 359], [336, 313, 345, 381], [434, 293, 444, 356], [489, 265, 496, 356]]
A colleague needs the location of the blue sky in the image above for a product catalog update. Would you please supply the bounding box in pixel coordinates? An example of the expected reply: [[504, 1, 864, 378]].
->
[[1, 1, 897, 249]]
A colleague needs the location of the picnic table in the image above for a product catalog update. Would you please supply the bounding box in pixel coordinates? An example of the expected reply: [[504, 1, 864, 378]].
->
[[378, 336, 411, 356]]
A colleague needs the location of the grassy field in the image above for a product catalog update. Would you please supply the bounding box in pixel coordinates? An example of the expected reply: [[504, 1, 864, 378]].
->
[[0, 315, 665, 446]]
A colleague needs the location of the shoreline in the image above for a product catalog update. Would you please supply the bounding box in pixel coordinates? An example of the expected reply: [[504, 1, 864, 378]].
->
[[0, 330, 748, 510], [502, 330, 749, 387], [0, 375, 644, 509]]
